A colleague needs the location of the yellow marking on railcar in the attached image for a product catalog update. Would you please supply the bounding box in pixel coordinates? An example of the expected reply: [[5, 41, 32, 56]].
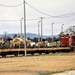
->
[[0, 50, 1, 53], [0, 47, 70, 53]]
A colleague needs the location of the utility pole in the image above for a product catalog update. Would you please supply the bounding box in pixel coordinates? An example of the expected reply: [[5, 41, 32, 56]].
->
[[51, 22, 54, 42], [38, 21, 41, 45], [4, 31, 7, 42], [41, 17, 43, 43], [23, 0, 26, 56], [61, 24, 64, 33], [20, 18, 23, 37]]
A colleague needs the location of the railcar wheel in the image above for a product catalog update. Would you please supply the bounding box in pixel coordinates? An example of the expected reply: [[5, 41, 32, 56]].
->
[[14, 53, 18, 57], [46, 52, 49, 54], [39, 52, 42, 55], [31, 53, 34, 55], [2, 54, 6, 58]]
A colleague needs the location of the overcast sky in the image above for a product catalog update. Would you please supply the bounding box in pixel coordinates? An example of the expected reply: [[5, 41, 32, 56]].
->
[[0, 0, 75, 36]]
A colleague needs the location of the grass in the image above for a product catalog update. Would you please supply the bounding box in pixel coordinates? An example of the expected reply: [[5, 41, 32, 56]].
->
[[39, 72, 52, 75], [39, 52, 75, 56], [39, 71, 64, 75], [39, 69, 75, 75]]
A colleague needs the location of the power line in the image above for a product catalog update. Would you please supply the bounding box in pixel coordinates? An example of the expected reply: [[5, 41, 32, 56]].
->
[[25, 1, 75, 18], [25, 2, 53, 17], [0, 15, 75, 22], [0, 18, 39, 22], [0, 1, 75, 18], [27, 18, 39, 21], [0, 3, 23, 7], [55, 12, 75, 18], [0, 20, 20, 21]]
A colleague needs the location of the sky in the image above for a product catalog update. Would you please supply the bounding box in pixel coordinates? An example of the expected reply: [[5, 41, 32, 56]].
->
[[0, 0, 75, 36]]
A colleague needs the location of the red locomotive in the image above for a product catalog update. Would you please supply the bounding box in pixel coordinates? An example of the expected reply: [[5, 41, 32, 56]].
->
[[61, 34, 75, 47]]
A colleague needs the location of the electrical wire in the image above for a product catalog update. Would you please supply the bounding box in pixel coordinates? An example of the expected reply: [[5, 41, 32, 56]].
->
[[0, 15, 75, 22], [0, 20, 20, 22], [0, 3, 23, 7], [27, 18, 39, 21], [0, 18, 40, 22], [0, 1, 75, 18], [55, 12, 75, 18], [25, 2, 54, 17], [25, 1, 75, 18]]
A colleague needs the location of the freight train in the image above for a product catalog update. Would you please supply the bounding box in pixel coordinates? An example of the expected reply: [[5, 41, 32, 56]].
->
[[0, 34, 75, 57]]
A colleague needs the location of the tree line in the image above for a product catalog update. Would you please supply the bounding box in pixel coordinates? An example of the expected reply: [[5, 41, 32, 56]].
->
[[27, 37, 60, 43]]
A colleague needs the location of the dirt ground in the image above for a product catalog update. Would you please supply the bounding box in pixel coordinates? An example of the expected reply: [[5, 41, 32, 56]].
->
[[0, 54, 75, 75]]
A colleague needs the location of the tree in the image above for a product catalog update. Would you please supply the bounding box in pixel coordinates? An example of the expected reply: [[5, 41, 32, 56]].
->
[[27, 37, 31, 40], [46, 37, 52, 42], [13, 34, 18, 38], [32, 37, 38, 42]]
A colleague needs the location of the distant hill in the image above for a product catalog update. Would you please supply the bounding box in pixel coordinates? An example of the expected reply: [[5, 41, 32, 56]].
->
[[0, 33, 38, 38], [0, 33, 59, 38]]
